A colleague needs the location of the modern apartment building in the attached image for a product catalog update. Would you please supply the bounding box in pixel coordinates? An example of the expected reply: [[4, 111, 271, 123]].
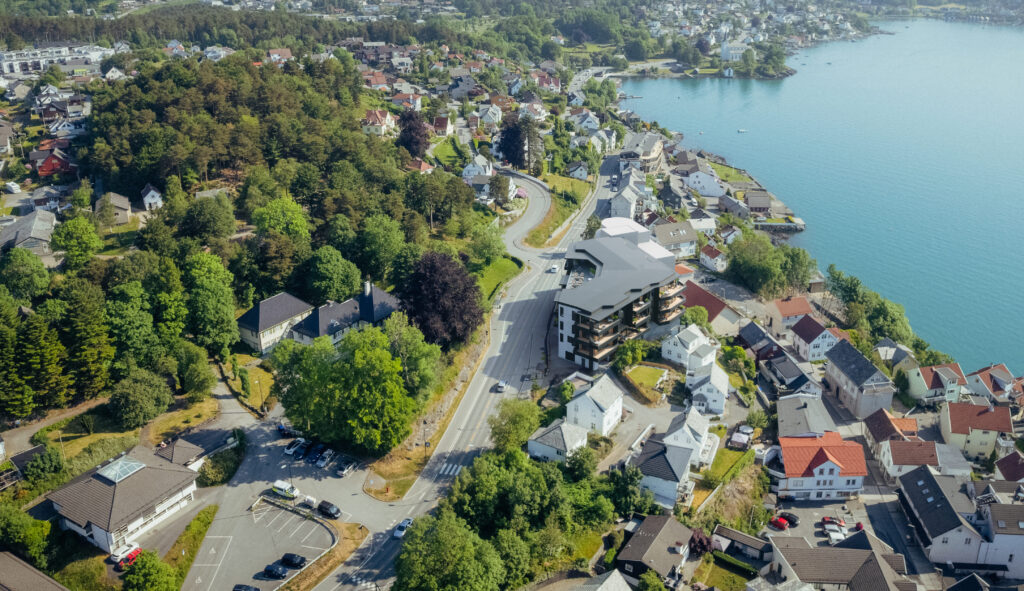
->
[[555, 219, 680, 370]]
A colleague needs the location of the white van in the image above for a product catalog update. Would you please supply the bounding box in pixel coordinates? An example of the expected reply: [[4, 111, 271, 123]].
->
[[272, 479, 299, 499]]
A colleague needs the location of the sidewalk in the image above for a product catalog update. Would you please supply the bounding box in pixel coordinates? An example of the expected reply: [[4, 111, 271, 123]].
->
[[0, 397, 108, 456]]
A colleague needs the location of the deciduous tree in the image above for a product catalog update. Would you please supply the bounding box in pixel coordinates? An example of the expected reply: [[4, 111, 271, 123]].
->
[[397, 109, 429, 158], [52, 216, 103, 270], [383, 312, 441, 402], [122, 550, 179, 591], [487, 399, 540, 453], [175, 340, 215, 402], [253, 196, 310, 243], [395, 510, 504, 591], [0, 247, 49, 301], [108, 367, 174, 429], [353, 214, 405, 282], [183, 252, 238, 355], [304, 245, 361, 305], [399, 252, 483, 349]]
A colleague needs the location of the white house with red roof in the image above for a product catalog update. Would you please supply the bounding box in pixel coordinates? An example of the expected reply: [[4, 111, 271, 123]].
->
[[940, 402, 1014, 461], [907, 362, 968, 403], [966, 363, 1022, 404], [790, 315, 839, 362], [391, 93, 422, 111], [769, 432, 867, 501], [680, 280, 742, 337], [699, 244, 727, 273], [768, 296, 813, 338], [361, 110, 396, 136]]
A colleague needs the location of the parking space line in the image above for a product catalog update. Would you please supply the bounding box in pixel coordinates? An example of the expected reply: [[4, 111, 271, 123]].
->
[[291, 520, 311, 538], [265, 509, 285, 528], [301, 525, 319, 543], [301, 544, 326, 552], [201, 536, 232, 591], [277, 514, 298, 532]]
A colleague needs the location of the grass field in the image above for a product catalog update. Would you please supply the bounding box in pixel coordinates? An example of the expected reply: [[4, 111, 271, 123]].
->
[[525, 188, 581, 248], [99, 217, 141, 256], [694, 560, 751, 591], [705, 447, 746, 481], [690, 481, 715, 508], [476, 256, 522, 303], [164, 505, 219, 582], [564, 43, 616, 58], [627, 365, 666, 390], [46, 407, 131, 459], [147, 397, 219, 445], [542, 173, 590, 198], [228, 354, 275, 409], [710, 162, 753, 184], [432, 137, 465, 168]]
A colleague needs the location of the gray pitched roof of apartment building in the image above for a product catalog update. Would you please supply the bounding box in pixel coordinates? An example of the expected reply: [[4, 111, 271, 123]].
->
[[826, 340, 885, 387], [291, 285, 401, 339], [237, 292, 313, 333], [898, 465, 974, 541], [777, 394, 835, 437]]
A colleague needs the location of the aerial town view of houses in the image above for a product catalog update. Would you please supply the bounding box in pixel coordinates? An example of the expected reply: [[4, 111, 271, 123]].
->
[[0, 1, 1021, 591]]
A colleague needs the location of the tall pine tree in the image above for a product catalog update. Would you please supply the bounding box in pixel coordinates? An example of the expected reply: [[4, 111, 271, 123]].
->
[[60, 279, 114, 399], [0, 323, 34, 418], [17, 314, 70, 408]]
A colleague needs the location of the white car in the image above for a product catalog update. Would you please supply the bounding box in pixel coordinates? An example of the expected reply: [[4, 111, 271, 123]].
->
[[394, 518, 413, 539], [549, 265, 559, 273], [109, 543, 140, 564], [284, 437, 306, 455], [496, 380, 509, 393], [824, 523, 845, 536], [827, 530, 846, 545]]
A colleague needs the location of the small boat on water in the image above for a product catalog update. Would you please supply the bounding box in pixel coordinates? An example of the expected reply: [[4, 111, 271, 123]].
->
[[737, 129, 748, 133], [699, 131, 704, 135]]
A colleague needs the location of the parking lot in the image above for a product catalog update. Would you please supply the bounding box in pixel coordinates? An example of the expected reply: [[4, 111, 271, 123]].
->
[[763, 500, 872, 547], [184, 500, 335, 591]]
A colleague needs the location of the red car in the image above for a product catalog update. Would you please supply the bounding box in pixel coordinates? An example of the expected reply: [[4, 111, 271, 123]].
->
[[821, 516, 846, 527], [770, 517, 790, 530], [117, 547, 142, 571]]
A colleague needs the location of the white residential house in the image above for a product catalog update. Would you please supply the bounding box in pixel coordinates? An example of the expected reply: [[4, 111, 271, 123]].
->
[[566, 161, 588, 181], [237, 292, 313, 354], [527, 419, 587, 462], [609, 185, 641, 220], [824, 340, 895, 419], [567, 109, 600, 133], [687, 217, 716, 236], [790, 315, 840, 362], [689, 362, 729, 416], [878, 440, 940, 482], [699, 244, 727, 273], [478, 104, 502, 131], [632, 433, 694, 508], [652, 221, 698, 259], [664, 407, 714, 469], [566, 373, 624, 437], [720, 41, 750, 62], [682, 162, 726, 198], [661, 324, 718, 370], [966, 363, 1020, 404], [461, 154, 494, 181], [907, 363, 969, 402], [104, 66, 126, 81], [770, 431, 867, 501], [140, 184, 163, 210]]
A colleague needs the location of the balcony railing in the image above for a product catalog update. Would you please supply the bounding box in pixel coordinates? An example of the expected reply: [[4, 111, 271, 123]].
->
[[632, 313, 650, 326], [578, 331, 616, 348], [658, 295, 683, 311], [579, 343, 617, 360], [632, 299, 650, 313], [660, 282, 683, 298], [581, 316, 619, 333], [658, 307, 683, 324]]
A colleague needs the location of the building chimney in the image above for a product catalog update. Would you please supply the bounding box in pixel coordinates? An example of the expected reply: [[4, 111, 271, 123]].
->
[[363, 281, 371, 297]]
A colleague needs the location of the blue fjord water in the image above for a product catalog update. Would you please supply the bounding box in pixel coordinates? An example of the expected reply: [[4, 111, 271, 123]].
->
[[619, 19, 1024, 372]]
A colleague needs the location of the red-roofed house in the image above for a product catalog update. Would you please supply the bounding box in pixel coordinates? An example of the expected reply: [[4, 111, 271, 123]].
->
[[680, 280, 742, 336], [699, 244, 727, 273], [769, 296, 813, 337], [361, 110, 396, 136], [941, 402, 1014, 460], [406, 158, 434, 174], [878, 440, 938, 481], [674, 263, 694, 284], [363, 71, 390, 91], [996, 451, 1024, 482], [790, 315, 839, 362], [907, 363, 968, 403], [390, 93, 422, 111], [773, 432, 867, 501], [433, 116, 453, 136], [268, 48, 293, 64], [966, 363, 1022, 404]]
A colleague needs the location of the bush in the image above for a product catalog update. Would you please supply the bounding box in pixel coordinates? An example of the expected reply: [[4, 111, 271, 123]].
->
[[721, 450, 756, 484], [197, 430, 246, 487], [21, 447, 64, 483], [108, 368, 174, 429], [711, 550, 758, 577], [0, 502, 51, 568]]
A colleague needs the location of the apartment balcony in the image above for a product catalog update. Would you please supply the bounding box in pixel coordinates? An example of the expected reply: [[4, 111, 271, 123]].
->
[[660, 282, 683, 299], [577, 331, 616, 348], [632, 299, 650, 313], [632, 313, 650, 326], [622, 325, 648, 339], [578, 343, 617, 360], [581, 316, 620, 333], [658, 295, 683, 311], [657, 307, 683, 325]]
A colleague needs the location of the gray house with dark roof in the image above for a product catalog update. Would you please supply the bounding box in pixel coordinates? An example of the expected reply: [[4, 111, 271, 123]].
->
[[527, 419, 587, 462], [769, 530, 915, 591], [825, 339, 895, 419], [897, 465, 985, 571], [615, 515, 691, 586], [632, 433, 693, 508], [0, 210, 56, 259], [47, 448, 198, 555], [237, 292, 313, 354], [290, 282, 401, 346]]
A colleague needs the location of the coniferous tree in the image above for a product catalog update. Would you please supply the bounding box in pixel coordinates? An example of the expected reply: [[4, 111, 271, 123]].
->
[[0, 323, 34, 418], [60, 279, 114, 399], [16, 314, 70, 408]]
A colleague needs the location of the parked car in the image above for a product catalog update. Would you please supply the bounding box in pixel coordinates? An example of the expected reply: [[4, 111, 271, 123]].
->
[[769, 517, 789, 530], [233, 585, 260, 591], [496, 380, 509, 393], [828, 530, 846, 545], [336, 458, 356, 477], [293, 441, 312, 460], [821, 516, 846, 527], [282, 553, 306, 568], [824, 523, 845, 536], [272, 480, 299, 499], [110, 543, 139, 564], [548, 265, 558, 273], [394, 518, 413, 538], [318, 500, 341, 519], [264, 564, 288, 579], [778, 512, 800, 527], [317, 449, 335, 468], [116, 547, 142, 571], [284, 438, 306, 455], [307, 443, 327, 463]]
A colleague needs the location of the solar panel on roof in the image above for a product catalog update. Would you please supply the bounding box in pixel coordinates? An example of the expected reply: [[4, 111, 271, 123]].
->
[[97, 456, 145, 483]]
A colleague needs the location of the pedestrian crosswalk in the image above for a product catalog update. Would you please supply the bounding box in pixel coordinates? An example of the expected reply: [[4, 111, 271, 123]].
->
[[437, 462, 464, 477]]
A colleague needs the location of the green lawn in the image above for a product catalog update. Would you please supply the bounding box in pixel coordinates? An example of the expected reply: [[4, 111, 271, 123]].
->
[[476, 256, 522, 302], [432, 137, 461, 168], [626, 365, 666, 390], [542, 173, 590, 199], [705, 447, 746, 481], [165, 505, 219, 581], [710, 162, 753, 184], [694, 560, 751, 591], [99, 217, 141, 256], [525, 190, 578, 248]]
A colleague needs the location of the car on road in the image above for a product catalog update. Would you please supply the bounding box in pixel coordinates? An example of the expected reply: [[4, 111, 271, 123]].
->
[[778, 512, 800, 526], [394, 518, 413, 538], [284, 437, 306, 455], [318, 500, 341, 519], [336, 458, 356, 477], [317, 449, 335, 468], [496, 380, 509, 393], [293, 441, 311, 460], [115, 547, 142, 571], [307, 443, 327, 463], [264, 564, 288, 579], [821, 516, 846, 527], [769, 517, 789, 530], [548, 265, 559, 273], [272, 479, 299, 499], [233, 585, 260, 591], [282, 553, 306, 568]]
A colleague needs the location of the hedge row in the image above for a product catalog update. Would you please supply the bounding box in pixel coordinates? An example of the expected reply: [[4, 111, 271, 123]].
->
[[721, 449, 756, 484], [711, 550, 758, 578]]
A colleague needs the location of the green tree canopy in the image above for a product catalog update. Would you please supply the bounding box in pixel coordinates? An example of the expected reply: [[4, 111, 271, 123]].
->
[[487, 398, 541, 454], [303, 245, 361, 306], [122, 550, 179, 591], [253, 196, 310, 243], [52, 216, 103, 270], [0, 247, 49, 301], [108, 367, 174, 429], [395, 509, 504, 591], [184, 252, 238, 354]]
